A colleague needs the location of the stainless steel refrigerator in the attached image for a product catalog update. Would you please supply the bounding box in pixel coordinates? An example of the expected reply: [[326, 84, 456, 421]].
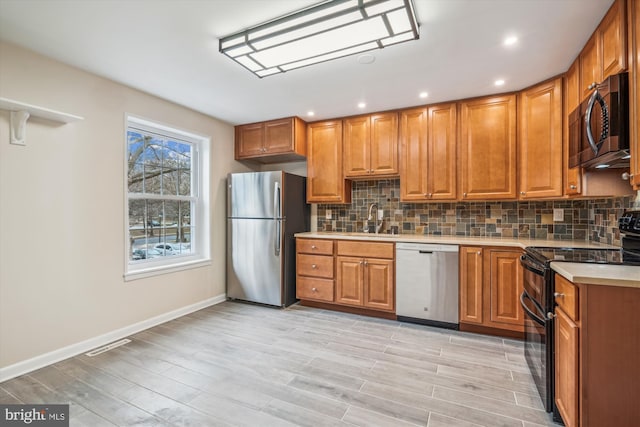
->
[[226, 171, 309, 307]]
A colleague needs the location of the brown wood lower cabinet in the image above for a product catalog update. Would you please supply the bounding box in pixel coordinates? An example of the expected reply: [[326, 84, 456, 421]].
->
[[296, 238, 395, 315], [459, 246, 524, 335], [554, 274, 640, 427]]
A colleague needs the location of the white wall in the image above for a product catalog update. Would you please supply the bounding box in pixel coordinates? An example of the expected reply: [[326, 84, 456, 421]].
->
[[0, 41, 255, 372]]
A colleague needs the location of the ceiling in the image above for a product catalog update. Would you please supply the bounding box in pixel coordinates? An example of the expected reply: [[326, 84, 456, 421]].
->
[[0, 0, 614, 125]]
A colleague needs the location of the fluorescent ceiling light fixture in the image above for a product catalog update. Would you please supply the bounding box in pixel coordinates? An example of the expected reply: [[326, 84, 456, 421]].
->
[[595, 164, 610, 169], [219, 0, 419, 78]]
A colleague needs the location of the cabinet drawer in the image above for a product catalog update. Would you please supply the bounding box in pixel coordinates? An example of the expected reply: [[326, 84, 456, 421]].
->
[[297, 238, 334, 255], [337, 240, 394, 259], [555, 274, 579, 321], [297, 277, 334, 302], [297, 254, 334, 278]]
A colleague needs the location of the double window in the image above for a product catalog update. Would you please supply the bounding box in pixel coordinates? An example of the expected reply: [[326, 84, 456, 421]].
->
[[125, 115, 210, 279]]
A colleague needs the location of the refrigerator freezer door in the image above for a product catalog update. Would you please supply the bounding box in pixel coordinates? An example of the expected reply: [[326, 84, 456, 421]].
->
[[228, 171, 283, 219], [227, 218, 284, 306]]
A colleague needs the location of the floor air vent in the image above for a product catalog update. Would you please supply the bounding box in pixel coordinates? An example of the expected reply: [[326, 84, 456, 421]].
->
[[85, 338, 131, 357]]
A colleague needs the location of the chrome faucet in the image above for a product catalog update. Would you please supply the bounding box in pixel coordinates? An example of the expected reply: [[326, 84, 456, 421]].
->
[[364, 203, 383, 234]]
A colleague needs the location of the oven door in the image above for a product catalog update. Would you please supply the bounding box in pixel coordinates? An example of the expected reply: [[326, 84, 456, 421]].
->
[[521, 289, 552, 412]]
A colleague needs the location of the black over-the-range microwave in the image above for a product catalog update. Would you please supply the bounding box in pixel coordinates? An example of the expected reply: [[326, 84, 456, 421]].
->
[[568, 72, 630, 169]]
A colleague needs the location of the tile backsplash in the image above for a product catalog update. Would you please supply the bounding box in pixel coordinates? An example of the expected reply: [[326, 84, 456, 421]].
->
[[315, 179, 637, 246]]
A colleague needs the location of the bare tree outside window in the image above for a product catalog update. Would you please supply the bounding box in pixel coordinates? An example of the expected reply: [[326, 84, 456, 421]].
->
[[127, 129, 194, 261]]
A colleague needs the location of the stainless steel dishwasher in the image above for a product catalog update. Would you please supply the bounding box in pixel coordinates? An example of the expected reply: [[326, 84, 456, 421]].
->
[[396, 242, 459, 329]]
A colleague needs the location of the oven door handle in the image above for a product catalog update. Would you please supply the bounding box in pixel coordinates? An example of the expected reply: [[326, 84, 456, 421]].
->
[[520, 255, 546, 276], [520, 292, 546, 326]]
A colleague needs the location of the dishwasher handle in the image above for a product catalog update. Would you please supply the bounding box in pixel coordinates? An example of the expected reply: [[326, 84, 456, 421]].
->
[[418, 250, 433, 254]]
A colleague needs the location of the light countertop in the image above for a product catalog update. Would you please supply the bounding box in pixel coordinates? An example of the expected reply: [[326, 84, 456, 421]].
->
[[295, 231, 618, 250], [551, 262, 640, 288], [295, 232, 639, 288]]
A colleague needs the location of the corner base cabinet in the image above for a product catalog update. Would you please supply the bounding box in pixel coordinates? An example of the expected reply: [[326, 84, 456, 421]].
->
[[553, 274, 640, 427]]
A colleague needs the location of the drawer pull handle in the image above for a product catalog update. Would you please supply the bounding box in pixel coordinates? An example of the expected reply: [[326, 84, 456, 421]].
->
[[554, 292, 565, 298], [569, 184, 577, 190]]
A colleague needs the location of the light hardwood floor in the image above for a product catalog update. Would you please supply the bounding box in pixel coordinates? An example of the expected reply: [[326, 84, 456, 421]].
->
[[1, 302, 558, 426]]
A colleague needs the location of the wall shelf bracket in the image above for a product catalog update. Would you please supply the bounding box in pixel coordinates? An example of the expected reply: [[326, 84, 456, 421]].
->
[[0, 97, 84, 146]]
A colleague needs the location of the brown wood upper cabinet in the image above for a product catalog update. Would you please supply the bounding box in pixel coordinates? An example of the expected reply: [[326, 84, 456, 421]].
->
[[459, 95, 517, 200], [235, 117, 306, 163], [399, 103, 457, 201], [306, 120, 352, 203], [518, 77, 563, 199], [629, 0, 640, 189], [343, 112, 398, 178], [564, 59, 583, 196], [579, 0, 627, 101]]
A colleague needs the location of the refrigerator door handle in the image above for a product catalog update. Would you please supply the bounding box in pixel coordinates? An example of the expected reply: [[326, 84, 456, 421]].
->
[[274, 181, 281, 256]]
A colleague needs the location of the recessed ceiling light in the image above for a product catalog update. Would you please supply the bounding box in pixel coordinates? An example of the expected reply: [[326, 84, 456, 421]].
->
[[357, 54, 376, 65], [307, 111, 315, 117], [504, 36, 518, 46], [419, 92, 429, 99], [358, 102, 366, 109], [495, 79, 505, 86]]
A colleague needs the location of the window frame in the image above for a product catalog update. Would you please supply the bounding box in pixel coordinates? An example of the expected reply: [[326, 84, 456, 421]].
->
[[124, 114, 210, 281]]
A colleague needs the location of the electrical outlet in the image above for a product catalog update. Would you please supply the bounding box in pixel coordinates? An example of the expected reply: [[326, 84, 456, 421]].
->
[[378, 209, 384, 219], [325, 209, 332, 220], [553, 208, 564, 222]]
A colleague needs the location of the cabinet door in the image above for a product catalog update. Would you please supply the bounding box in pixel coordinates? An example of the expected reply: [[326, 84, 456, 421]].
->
[[307, 121, 351, 203], [555, 308, 579, 427], [629, 0, 640, 189], [235, 123, 264, 158], [427, 103, 457, 200], [601, 0, 627, 80], [518, 78, 563, 199], [263, 118, 294, 154], [580, 34, 601, 100], [336, 256, 364, 306], [399, 108, 429, 201], [370, 112, 399, 176], [363, 259, 394, 312], [459, 95, 517, 200], [488, 250, 524, 328], [343, 116, 370, 177], [564, 60, 582, 195], [459, 247, 483, 324]]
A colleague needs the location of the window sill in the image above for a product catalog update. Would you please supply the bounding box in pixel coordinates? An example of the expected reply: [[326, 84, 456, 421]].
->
[[124, 258, 211, 281]]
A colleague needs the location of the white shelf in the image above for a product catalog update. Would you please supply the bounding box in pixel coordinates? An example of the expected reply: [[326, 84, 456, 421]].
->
[[0, 97, 83, 123]]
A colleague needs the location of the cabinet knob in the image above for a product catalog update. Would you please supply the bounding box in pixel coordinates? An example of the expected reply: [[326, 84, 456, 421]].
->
[[364, 260, 368, 266], [311, 264, 317, 269], [554, 292, 565, 298], [477, 251, 481, 255], [359, 261, 364, 265], [311, 245, 317, 249], [463, 192, 467, 198], [428, 193, 433, 198], [569, 184, 577, 190], [547, 312, 556, 320], [520, 191, 526, 196], [311, 287, 317, 292]]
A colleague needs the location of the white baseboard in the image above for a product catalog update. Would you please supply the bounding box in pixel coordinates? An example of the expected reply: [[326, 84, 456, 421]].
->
[[0, 293, 226, 383]]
